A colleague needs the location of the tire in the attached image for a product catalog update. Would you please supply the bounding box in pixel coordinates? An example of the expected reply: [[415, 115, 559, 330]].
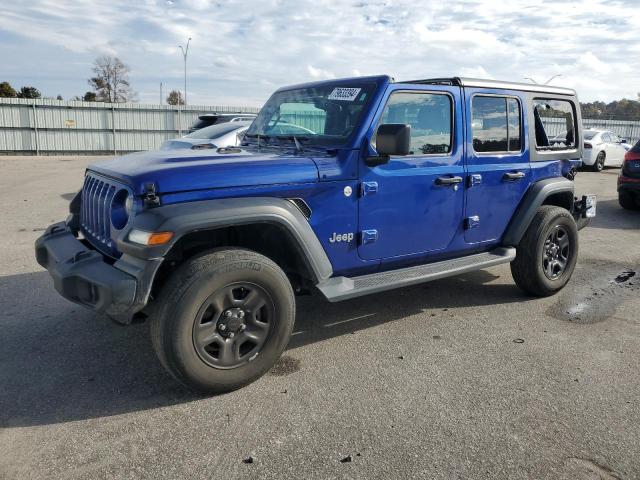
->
[[151, 248, 295, 394], [510, 206, 579, 297], [591, 152, 605, 172], [618, 190, 638, 210]]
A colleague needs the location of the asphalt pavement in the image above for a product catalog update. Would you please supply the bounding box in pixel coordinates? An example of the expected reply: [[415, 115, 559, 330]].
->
[[0, 156, 638, 479]]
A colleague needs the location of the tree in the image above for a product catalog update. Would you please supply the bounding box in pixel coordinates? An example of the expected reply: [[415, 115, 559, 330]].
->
[[166, 89, 185, 105], [56, 94, 63, 101], [16, 86, 41, 98], [88, 55, 136, 103], [82, 91, 97, 102], [0, 81, 17, 97]]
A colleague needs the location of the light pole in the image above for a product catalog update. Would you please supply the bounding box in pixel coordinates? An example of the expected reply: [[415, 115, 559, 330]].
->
[[524, 74, 562, 85], [544, 74, 562, 85], [179, 37, 192, 105]]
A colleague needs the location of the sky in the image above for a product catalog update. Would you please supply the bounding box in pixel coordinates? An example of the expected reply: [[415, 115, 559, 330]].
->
[[0, 0, 638, 107]]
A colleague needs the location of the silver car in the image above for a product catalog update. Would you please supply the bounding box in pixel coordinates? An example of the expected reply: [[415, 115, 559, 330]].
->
[[582, 129, 631, 172], [160, 121, 251, 151]]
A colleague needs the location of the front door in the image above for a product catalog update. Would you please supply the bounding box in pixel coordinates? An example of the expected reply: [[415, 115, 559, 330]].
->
[[463, 90, 531, 244], [358, 85, 464, 261]]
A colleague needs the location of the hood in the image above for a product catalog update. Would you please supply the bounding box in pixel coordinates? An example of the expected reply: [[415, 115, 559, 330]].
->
[[88, 148, 319, 195]]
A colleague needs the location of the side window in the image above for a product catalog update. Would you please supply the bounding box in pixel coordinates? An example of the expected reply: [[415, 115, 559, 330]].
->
[[533, 98, 577, 150], [377, 91, 452, 155], [471, 96, 521, 153], [601, 133, 611, 143]]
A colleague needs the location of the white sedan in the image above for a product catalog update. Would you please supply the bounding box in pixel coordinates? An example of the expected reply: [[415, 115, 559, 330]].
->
[[160, 121, 252, 151], [582, 129, 631, 172]]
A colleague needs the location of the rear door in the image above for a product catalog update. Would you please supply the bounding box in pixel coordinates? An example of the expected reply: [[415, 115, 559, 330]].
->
[[463, 90, 531, 244]]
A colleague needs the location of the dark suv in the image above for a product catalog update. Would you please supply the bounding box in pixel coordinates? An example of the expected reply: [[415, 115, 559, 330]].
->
[[618, 139, 640, 209], [35, 76, 596, 393]]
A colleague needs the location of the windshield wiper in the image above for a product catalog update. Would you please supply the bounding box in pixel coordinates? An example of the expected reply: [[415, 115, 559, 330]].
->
[[243, 133, 273, 149]]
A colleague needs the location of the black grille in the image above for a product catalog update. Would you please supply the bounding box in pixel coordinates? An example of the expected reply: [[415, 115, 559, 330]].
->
[[80, 172, 123, 257]]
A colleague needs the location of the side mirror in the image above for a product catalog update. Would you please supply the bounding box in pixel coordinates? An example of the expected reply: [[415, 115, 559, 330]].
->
[[620, 138, 628, 144], [366, 123, 411, 167]]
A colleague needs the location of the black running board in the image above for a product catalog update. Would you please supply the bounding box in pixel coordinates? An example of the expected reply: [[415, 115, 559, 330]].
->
[[317, 247, 516, 302]]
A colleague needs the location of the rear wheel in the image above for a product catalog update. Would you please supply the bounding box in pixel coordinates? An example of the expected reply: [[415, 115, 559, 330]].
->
[[151, 248, 295, 394], [592, 152, 605, 172], [619, 190, 639, 210], [511, 206, 579, 296]]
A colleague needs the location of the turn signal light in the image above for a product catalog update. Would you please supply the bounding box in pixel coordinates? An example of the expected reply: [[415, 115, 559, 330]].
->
[[128, 229, 174, 246]]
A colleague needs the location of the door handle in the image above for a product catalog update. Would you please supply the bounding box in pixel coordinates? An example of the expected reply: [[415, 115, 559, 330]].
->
[[502, 171, 526, 181], [435, 176, 463, 186]]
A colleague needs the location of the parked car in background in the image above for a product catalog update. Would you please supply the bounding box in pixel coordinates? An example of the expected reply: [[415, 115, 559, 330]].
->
[[161, 121, 251, 151], [618, 139, 640, 209], [188, 113, 257, 133], [582, 129, 631, 172]]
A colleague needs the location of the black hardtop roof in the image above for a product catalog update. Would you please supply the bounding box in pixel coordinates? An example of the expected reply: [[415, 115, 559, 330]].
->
[[400, 77, 576, 96]]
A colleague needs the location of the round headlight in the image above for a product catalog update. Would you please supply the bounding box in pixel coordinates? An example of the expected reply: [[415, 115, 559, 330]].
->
[[111, 189, 130, 230]]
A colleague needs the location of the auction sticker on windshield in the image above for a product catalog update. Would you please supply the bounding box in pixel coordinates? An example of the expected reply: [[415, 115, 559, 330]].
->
[[328, 87, 362, 101]]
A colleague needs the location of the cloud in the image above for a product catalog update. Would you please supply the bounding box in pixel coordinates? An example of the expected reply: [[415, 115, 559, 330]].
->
[[0, 0, 638, 105]]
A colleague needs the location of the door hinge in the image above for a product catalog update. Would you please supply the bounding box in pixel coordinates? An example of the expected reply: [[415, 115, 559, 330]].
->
[[360, 181, 378, 197], [361, 229, 378, 244], [468, 174, 482, 187], [465, 216, 480, 229]]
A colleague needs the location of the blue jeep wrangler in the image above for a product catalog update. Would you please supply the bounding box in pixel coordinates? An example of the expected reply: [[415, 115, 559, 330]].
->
[[36, 76, 596, 392]]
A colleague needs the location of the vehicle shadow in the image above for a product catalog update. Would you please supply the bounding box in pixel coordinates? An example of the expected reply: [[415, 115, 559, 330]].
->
[[0, 268, 528, 428], [588, 198, 640, 231]]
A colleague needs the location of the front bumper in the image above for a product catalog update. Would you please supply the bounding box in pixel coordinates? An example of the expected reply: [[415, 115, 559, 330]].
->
[[35, 220, 162, 323]]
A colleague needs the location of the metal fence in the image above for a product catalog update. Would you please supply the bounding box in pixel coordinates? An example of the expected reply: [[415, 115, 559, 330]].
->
[[1, 97, 639, 154], [0, 98, 259, 155], [542, 116, 640, 144]]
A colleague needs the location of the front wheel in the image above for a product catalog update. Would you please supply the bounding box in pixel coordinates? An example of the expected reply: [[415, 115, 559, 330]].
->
[[511, 206, 579, 296], [151, 248, 295, 394]]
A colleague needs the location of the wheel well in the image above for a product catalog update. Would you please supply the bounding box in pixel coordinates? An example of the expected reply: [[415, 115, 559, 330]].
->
[[151, 223, 316, 299], [542, 191, 574, 212]]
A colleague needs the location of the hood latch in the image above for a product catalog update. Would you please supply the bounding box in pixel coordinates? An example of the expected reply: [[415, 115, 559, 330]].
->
[[143, 182, 161, 208]]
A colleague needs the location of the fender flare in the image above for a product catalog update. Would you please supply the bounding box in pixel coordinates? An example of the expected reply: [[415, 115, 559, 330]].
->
[[116, 197, 333, 283], [502, 177, 575, 246]]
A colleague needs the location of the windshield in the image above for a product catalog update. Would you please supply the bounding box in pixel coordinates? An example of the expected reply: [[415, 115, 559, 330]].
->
[[186, 122, 250, 139], [584, 131, 598, 140], [245, 83, 376, 146]]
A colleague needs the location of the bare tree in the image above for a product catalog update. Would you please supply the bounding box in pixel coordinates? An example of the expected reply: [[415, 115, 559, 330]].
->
[[166, 89, 185, 105], [88, 56, 136, 103]]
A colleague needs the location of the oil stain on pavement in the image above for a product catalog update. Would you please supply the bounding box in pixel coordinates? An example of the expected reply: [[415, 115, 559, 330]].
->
[[269, 355, 301, 376], [548, 260, 639, 324]]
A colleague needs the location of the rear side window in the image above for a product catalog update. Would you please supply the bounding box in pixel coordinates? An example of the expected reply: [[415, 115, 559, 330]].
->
[[377, 91, 452, 155], [471, 96, 521, 153], [533, 98, 577, 150]]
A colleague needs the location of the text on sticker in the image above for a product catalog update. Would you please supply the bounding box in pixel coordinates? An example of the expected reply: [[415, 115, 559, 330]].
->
[[327, 88, 362, 101]]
